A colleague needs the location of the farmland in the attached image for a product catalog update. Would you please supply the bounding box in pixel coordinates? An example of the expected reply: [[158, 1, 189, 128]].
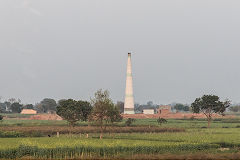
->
[[0, 128, 240, 159], [0, 117, 240, 159]]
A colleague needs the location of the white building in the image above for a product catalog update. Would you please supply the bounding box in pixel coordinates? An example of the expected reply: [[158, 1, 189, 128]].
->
[[143, 109, 155, 114]]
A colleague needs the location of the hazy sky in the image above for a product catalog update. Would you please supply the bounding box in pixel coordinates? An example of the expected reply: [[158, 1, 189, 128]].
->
[[1, 0, 240, 104]]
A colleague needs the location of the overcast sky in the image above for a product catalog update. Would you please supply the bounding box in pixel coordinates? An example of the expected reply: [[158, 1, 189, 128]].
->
[[0, 0, 240, 104]]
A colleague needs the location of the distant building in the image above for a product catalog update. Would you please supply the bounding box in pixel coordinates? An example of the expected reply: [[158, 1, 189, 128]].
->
[[21, 109, 37, 114], [143, 109, 155, 114], [157, 105, 171, 115]]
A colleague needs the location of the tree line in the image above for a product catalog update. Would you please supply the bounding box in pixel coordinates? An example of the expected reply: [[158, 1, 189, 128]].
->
[[0, 92, 233, 129], [0, 98, 58, 114]]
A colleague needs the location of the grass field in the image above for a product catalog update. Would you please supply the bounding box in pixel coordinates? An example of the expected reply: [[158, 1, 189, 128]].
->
[[0, 116, 240, 159]]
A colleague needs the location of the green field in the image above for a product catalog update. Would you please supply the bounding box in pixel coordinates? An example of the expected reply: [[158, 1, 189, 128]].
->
[[1, 117, 240, 159], [0, 128, 240, 159]]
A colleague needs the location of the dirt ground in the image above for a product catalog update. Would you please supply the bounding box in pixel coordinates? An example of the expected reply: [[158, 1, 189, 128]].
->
[[28, 114, 63, 120], [26, 113, 235, 121], [122, 113, 235, 119]]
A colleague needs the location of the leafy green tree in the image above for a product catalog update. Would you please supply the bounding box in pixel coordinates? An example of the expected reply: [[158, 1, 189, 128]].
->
[[90, 89, 122, 139], [10, 102, 23, 113], [76, 101, 93, 121], [157, 117, 167, 126], [37, 98, 57, 113], [174, 103, 190, 112], [191, 95, 230, 128], [56, 99, 92, 127], [125, 118, 136, 126]]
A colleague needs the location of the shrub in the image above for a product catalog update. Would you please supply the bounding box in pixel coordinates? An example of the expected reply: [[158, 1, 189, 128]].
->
[[0, 126, 185, 135], [157, 117, 167, 126], [0, 131, 25, 138], [189, 115, 195, 120], [125, 118, 136, 126], [222, 119, 240, 123], [222, 126, 229, 128]]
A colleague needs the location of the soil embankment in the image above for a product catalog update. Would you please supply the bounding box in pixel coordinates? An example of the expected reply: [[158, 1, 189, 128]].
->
[[123, 113, 235, 119]]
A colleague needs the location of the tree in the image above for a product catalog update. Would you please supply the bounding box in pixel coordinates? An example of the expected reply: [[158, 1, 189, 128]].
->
[[134, 101, 157, 113], [56, 99, 92, 127], [90, 89, 122, 139], [76, 100, 93, 122], [10, 102, 23, 113], [0, 115, 3, 121], [23, 104, 34, 109], [0, 103, 6, 113], [191, 95, 230, 128], [157, 117, 167, 126], [229, 105, 240, 112], [125, 118, 136, 126], [37, 98, 57, 113], [147, 101, 154, 106], [35, 103, 43, 113], [4, 101, 11, 112], [116, 101, 124, 114], [174, 103, 190, 112], [106, 105, 123, 124], [8, 98, 17, 104]]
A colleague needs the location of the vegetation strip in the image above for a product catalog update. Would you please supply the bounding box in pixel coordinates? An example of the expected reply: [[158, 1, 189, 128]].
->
[[0, 127, 185, 137], [0, 144, 220, 159]]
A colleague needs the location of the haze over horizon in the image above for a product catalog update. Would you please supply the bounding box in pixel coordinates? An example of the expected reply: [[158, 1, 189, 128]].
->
[[1, 0, 240, 105]]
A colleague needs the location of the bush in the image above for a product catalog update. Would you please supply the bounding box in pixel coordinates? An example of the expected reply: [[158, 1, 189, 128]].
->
[[0, 115, 3, 121], [0, 131, 43, 138], [189, 115, 195, 120], [222, 126, 229, 128], [0, 131, 25, 138], [125, 118, 136, 126], [222, 119, 240, 123], [157, 117, 167, 126]]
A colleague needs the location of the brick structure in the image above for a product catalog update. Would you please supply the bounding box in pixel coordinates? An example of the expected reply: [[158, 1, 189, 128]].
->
[[157, 105, 171, 115]]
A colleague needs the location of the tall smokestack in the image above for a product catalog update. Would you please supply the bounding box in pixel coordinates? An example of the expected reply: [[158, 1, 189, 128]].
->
[[124, 53, 135, 114]]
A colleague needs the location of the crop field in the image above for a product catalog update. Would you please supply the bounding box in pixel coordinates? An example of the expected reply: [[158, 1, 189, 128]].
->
[[0, 117, 240, 159], [0, 128, 240, 159]]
